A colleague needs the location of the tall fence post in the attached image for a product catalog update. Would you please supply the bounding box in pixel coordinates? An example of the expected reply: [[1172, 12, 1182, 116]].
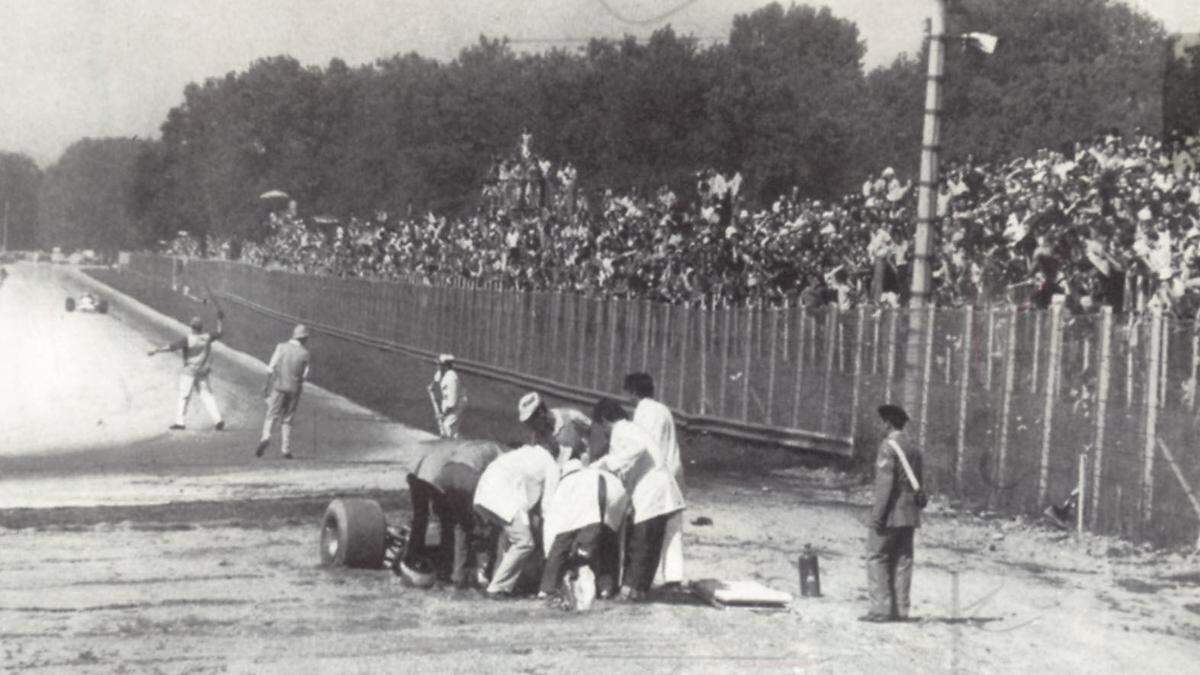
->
[[1031, 310, 1043, 394], [640, 299, 652, 372], [792, 307, 807, 426], [1037, 302, 1063, 507], [995, 307, 1019, 505], [699, 299, 709, 416], [592, 298, 603, 392], [820, 308, 837, 432], [918, 304, 936, 452], [741, 304, 754, 423], [1126, 314, 1137, 408], [984, 305, 997, 390], [1091, 307, 1113, 529], [718, 305, 731, 418], [607, 297, 620, 391], [884, 308, 898, 403], [1190, 308, 1200, 412], [660, 303, 672, 399], [1142, 306, 1162, 525], [765, 307, 780, 427], [871, 309, 881, 375], [850, 305, 866, 443], [678, 302, 691, 412], [955, 306, 974, 492]]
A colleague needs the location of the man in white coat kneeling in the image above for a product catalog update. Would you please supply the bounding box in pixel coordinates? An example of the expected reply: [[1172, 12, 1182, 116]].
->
[[472, 392, 561, 598]]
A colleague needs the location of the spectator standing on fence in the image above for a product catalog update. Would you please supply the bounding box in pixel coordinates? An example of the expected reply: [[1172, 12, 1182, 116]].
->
[[256, 324, 311, 459], [148, 311, 226, 432], [624, 372, 686, 589], [429, 354, 466, 438], [862, 404, 925, 623]]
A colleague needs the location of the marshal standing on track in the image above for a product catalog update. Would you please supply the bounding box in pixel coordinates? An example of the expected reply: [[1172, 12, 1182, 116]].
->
[[256, 324, 312, 459], [147, 310, 226, 431]]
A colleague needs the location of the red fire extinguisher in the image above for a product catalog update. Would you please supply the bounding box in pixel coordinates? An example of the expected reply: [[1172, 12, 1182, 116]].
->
[[799, 544, 821, 597]]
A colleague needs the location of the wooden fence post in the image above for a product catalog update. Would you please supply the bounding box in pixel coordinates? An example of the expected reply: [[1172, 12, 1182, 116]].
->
[[592, 298, 603, 392], [1160, 314, 1170, 407], [1031, 310, 1043, 394], [792, 307, 807, 427], [884, 308, 898, 403], [765, 307, 780, 426], [996, 307, 1019, 503], [678, 303, 691, 412], [741, 304, 754, 423], [956, 306, 974, 492], [821, 308, 837, 433], [984, 306, 996, 390], [918, 304, 936, 452], [1143, 306, 1163, 524], [1190, 308, 1200, 412], [1126, 315, 1137, 409], [1091, 307, 1113, 530], [660, 303, 672, 400], [719, 305, 731, 418], [871, 308, 881, 375], [699, 300, 709, 416], [607, 297, 620, 390], [1038, 303, 1063, 507], [850, 305, 866, 443], [640, 299, 652, 372]]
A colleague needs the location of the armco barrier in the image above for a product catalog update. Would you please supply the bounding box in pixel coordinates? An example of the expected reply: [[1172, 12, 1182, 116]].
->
[[128, 253, 1200, 544]]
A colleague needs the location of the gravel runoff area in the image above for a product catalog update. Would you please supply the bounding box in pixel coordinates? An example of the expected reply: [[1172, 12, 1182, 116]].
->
[[2, 261, 1199, 673]]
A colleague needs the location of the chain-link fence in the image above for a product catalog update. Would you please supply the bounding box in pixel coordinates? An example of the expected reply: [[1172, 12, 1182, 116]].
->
[[128, 254, 1200, 544]]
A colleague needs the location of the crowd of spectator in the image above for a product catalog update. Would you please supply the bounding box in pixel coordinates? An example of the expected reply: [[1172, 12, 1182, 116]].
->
[[165, 130, 1200, 315]]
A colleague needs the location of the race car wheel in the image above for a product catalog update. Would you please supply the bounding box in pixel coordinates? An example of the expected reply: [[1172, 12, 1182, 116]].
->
[[65, 297, 76, 312], [96, 300, 109, 314], [320, 498, 387, 568]]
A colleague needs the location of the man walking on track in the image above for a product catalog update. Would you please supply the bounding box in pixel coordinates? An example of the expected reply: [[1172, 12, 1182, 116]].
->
[[148, 311, 225, 431], [625, 372, 686, 588], [256, 324, 311, 459], [862, 403, 925, 623], [429, 353, 466, 438]]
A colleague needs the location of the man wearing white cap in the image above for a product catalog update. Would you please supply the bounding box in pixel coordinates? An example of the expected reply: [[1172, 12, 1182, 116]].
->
[[519, 392, 592, 466], [256, 324, 311, 459], [148, 311, 225, 431], [472, 392, 560, 597], [429, 354, 466, 438]]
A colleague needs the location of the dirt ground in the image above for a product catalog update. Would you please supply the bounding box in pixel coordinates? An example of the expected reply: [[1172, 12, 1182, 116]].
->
[[3, 263, 1200, 673]]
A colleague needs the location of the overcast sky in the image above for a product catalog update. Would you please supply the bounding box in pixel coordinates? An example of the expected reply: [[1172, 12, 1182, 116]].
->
[[1, 0, 1196, 167]]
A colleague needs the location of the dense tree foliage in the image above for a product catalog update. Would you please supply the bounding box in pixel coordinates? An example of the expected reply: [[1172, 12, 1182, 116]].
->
[[15, 1, 1200, 251], [0, 152, 41, 250], [38, 138, 153, 253]]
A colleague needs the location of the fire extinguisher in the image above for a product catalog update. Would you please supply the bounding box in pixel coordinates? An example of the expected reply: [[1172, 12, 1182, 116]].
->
[[799, 544, 821, 597]]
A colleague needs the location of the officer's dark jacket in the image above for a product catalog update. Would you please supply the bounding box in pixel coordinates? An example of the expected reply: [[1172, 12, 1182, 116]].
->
[[870, 430, 923, 529]]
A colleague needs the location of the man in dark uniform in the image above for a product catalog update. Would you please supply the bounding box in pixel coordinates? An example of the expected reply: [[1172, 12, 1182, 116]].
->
[[862, 404, 924, 622]]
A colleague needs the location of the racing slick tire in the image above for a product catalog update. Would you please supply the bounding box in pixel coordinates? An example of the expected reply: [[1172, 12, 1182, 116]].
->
[[96, 299, 109, 314], [65, 297, 76, 312], [320, 498, 387, 569]]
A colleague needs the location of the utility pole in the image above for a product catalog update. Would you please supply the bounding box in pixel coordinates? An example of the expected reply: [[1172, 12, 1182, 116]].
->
[[2, 199, 9, 253], [901, 0, 946, 416]]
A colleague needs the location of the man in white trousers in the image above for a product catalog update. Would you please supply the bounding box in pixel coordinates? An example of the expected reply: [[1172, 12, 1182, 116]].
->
[[429, 354, 466, 438], [148, 311, 225, 431], [624, 372, 685, 588]]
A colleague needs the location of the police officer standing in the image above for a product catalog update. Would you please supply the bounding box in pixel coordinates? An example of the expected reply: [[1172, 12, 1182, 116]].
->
[[861, 404, 924, 622]]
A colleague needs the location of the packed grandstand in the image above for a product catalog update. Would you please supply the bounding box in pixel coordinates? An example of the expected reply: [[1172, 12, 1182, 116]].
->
[[164, 130, 1200, 315]]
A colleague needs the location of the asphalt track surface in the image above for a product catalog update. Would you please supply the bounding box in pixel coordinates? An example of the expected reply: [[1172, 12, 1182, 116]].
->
[[0, 262, 435, 512]]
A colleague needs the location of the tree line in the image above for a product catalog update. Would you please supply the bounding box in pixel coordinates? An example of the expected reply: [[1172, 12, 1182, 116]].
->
[[6, 0, 1200, 253]]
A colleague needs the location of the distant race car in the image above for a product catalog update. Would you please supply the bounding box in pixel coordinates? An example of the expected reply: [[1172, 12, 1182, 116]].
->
[[65, 292, 109, 314]]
